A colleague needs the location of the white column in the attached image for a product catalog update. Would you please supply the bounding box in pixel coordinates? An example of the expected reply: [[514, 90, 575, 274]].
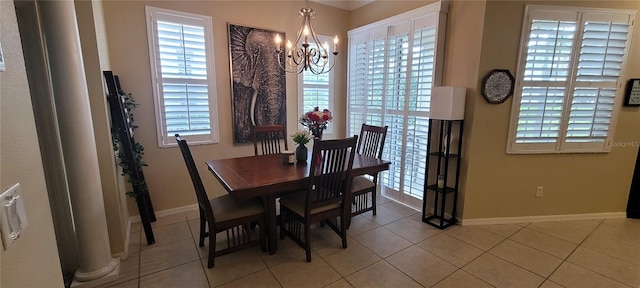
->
[[37, 0, 118, 283]]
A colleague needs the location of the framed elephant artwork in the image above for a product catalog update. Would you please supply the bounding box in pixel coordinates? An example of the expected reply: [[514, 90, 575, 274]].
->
[[228, 24, 287, 143]]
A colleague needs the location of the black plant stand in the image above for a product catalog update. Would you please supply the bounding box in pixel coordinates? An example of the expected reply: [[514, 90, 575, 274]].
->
[[422, 119, 463, 229]]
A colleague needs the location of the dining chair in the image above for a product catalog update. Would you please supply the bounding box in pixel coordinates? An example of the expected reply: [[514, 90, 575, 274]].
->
[[252, 124, 288, 156], [351, 123, 388, 220], [279, 136, 358, 262], [175, 134, 266, 268]]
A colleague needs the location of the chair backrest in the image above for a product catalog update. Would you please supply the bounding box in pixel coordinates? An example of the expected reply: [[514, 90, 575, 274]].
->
[[356, 123, 388, 159], [252, 125, 288, 156], [306, 136, 358, 214], [175, 134, 215, 221]]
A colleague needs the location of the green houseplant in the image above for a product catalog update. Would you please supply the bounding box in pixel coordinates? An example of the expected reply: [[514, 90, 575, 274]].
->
[[290, 130, 311, 162], [111, 91, 148, 198]]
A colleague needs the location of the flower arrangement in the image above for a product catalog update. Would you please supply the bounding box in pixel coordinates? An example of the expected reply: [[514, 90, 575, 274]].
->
[[300, 107, 333, 138], [290, 130, 312, 145]]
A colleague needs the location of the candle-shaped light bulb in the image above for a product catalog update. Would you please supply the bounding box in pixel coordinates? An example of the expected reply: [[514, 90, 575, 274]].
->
[[303, 26, 309, 44], [286, 40, 292, 56], [275, 34, 282, 50], [333, 35, 339, 53], [323, 41, 329, 56]]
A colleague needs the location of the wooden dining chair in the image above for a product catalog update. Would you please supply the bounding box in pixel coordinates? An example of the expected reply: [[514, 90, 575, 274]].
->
[[279, 136, 358, 262], [351, 124, 388, 219], [175, 134, 266, 268], [252, 124, 288, 156]]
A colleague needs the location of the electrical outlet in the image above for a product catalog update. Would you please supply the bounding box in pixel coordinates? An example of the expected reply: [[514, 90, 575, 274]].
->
[[536, 186, 543, 198]]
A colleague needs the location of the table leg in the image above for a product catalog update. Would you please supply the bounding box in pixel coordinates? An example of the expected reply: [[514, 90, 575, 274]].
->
[[263, 195, 278, 254]]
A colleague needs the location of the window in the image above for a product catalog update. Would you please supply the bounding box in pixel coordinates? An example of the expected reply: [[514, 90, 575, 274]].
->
[[298, 35, 334, 134], [347, 2, 447, 208], [508, 5, 635, 153], [146, 7, 219, 147]]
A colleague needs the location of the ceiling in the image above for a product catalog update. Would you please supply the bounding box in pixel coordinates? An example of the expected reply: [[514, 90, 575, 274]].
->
[[311, 0, 375, 11]]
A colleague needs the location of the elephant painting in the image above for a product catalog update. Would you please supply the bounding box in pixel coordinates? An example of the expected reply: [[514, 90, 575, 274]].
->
[[228, 24, 286, 143]]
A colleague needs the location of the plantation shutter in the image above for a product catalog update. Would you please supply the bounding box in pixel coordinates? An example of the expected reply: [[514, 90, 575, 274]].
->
[[348, 33, 368, 137], [515, 11, 577, 148], [404, 17, 437, 198], [564, 14, 631, 149], [157, 20, 211, 136], [347, 28, 387, 138], [348, 2, 446, 207], [383, 22, 410, 194], [509, 7, 634, 153]]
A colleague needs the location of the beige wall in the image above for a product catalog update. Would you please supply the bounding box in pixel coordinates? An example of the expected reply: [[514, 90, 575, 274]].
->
[[0, 0, 64, 286], [440, 0, 487, 218], [464, 0, 640, 219], [102, 1, 349, 211]]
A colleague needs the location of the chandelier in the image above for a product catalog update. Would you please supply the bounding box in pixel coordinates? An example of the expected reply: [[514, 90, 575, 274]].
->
[[275, 1, 338, 75]]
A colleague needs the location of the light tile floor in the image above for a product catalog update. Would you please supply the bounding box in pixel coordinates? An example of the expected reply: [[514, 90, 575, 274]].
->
[[102, 198, 640, 288]]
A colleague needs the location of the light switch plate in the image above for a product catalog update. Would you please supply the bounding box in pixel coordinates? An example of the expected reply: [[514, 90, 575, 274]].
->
[[0, 183, 27, 250]]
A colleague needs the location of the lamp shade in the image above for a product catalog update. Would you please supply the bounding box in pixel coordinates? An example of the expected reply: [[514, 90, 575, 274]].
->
[[430, 86, 466, 120]]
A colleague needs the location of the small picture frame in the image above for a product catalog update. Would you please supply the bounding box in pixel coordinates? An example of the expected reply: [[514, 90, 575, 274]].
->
[[624, 78, 640, 106]]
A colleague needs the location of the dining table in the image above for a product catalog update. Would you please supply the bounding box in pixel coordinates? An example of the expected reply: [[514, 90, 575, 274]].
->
[[206, 152, 390, 254]]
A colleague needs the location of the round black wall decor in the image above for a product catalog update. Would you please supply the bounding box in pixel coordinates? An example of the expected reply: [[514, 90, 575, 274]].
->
[[481, 69, 515, 104]]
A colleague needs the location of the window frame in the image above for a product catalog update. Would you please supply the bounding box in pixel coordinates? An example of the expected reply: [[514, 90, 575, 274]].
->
[[145, 6, 220, 147], [507, 5, 636, 154], [297, 34, 335, 135]]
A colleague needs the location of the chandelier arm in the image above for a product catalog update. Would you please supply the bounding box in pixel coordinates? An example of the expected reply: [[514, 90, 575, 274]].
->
[[308, 56, 337, 75], [305, 17, 330, 61]]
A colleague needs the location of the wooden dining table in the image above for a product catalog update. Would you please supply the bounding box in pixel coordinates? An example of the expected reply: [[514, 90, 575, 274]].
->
[[206, 152, 390, 254]]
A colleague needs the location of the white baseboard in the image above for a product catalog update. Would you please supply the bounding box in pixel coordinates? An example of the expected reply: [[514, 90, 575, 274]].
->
[[129, 203, 198, 223], [460, 212, 626, 226]]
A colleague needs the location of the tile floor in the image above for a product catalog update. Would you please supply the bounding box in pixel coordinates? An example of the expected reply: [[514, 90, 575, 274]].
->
[[101, 197, 640, 288]]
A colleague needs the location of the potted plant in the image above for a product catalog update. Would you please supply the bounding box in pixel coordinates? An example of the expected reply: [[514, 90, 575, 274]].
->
[[290, 130, 312, 162]]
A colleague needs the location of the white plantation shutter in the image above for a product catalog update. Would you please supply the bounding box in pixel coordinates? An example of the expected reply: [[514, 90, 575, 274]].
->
[[404, 23, 436, 198], [348, 34, 368, 137], [516, 87, 565, 143], [146, 7, 219, 147], [347, 2, 446, 207], [515, 14, 576, 147], [383, 25, 409, 195], [565, 18, 630, 147], [509, 6, 634, 153], [347, 29, 387, 138], [299, 36, 334, 133]]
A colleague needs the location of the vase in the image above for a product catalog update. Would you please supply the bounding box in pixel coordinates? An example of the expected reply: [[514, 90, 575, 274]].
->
[[310, 127, 324, 140], [296, 144, 308, 163]]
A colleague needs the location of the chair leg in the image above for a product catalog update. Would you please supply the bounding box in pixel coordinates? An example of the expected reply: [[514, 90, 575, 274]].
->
[[280, 209, 286, 240], [260, 219, 267, 252], [207, 225, 215, 268], [198, 209, 206, 247], [372, 187, 377, 216], [340, 216, 347, 249], [305, 222, 311, 262]]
